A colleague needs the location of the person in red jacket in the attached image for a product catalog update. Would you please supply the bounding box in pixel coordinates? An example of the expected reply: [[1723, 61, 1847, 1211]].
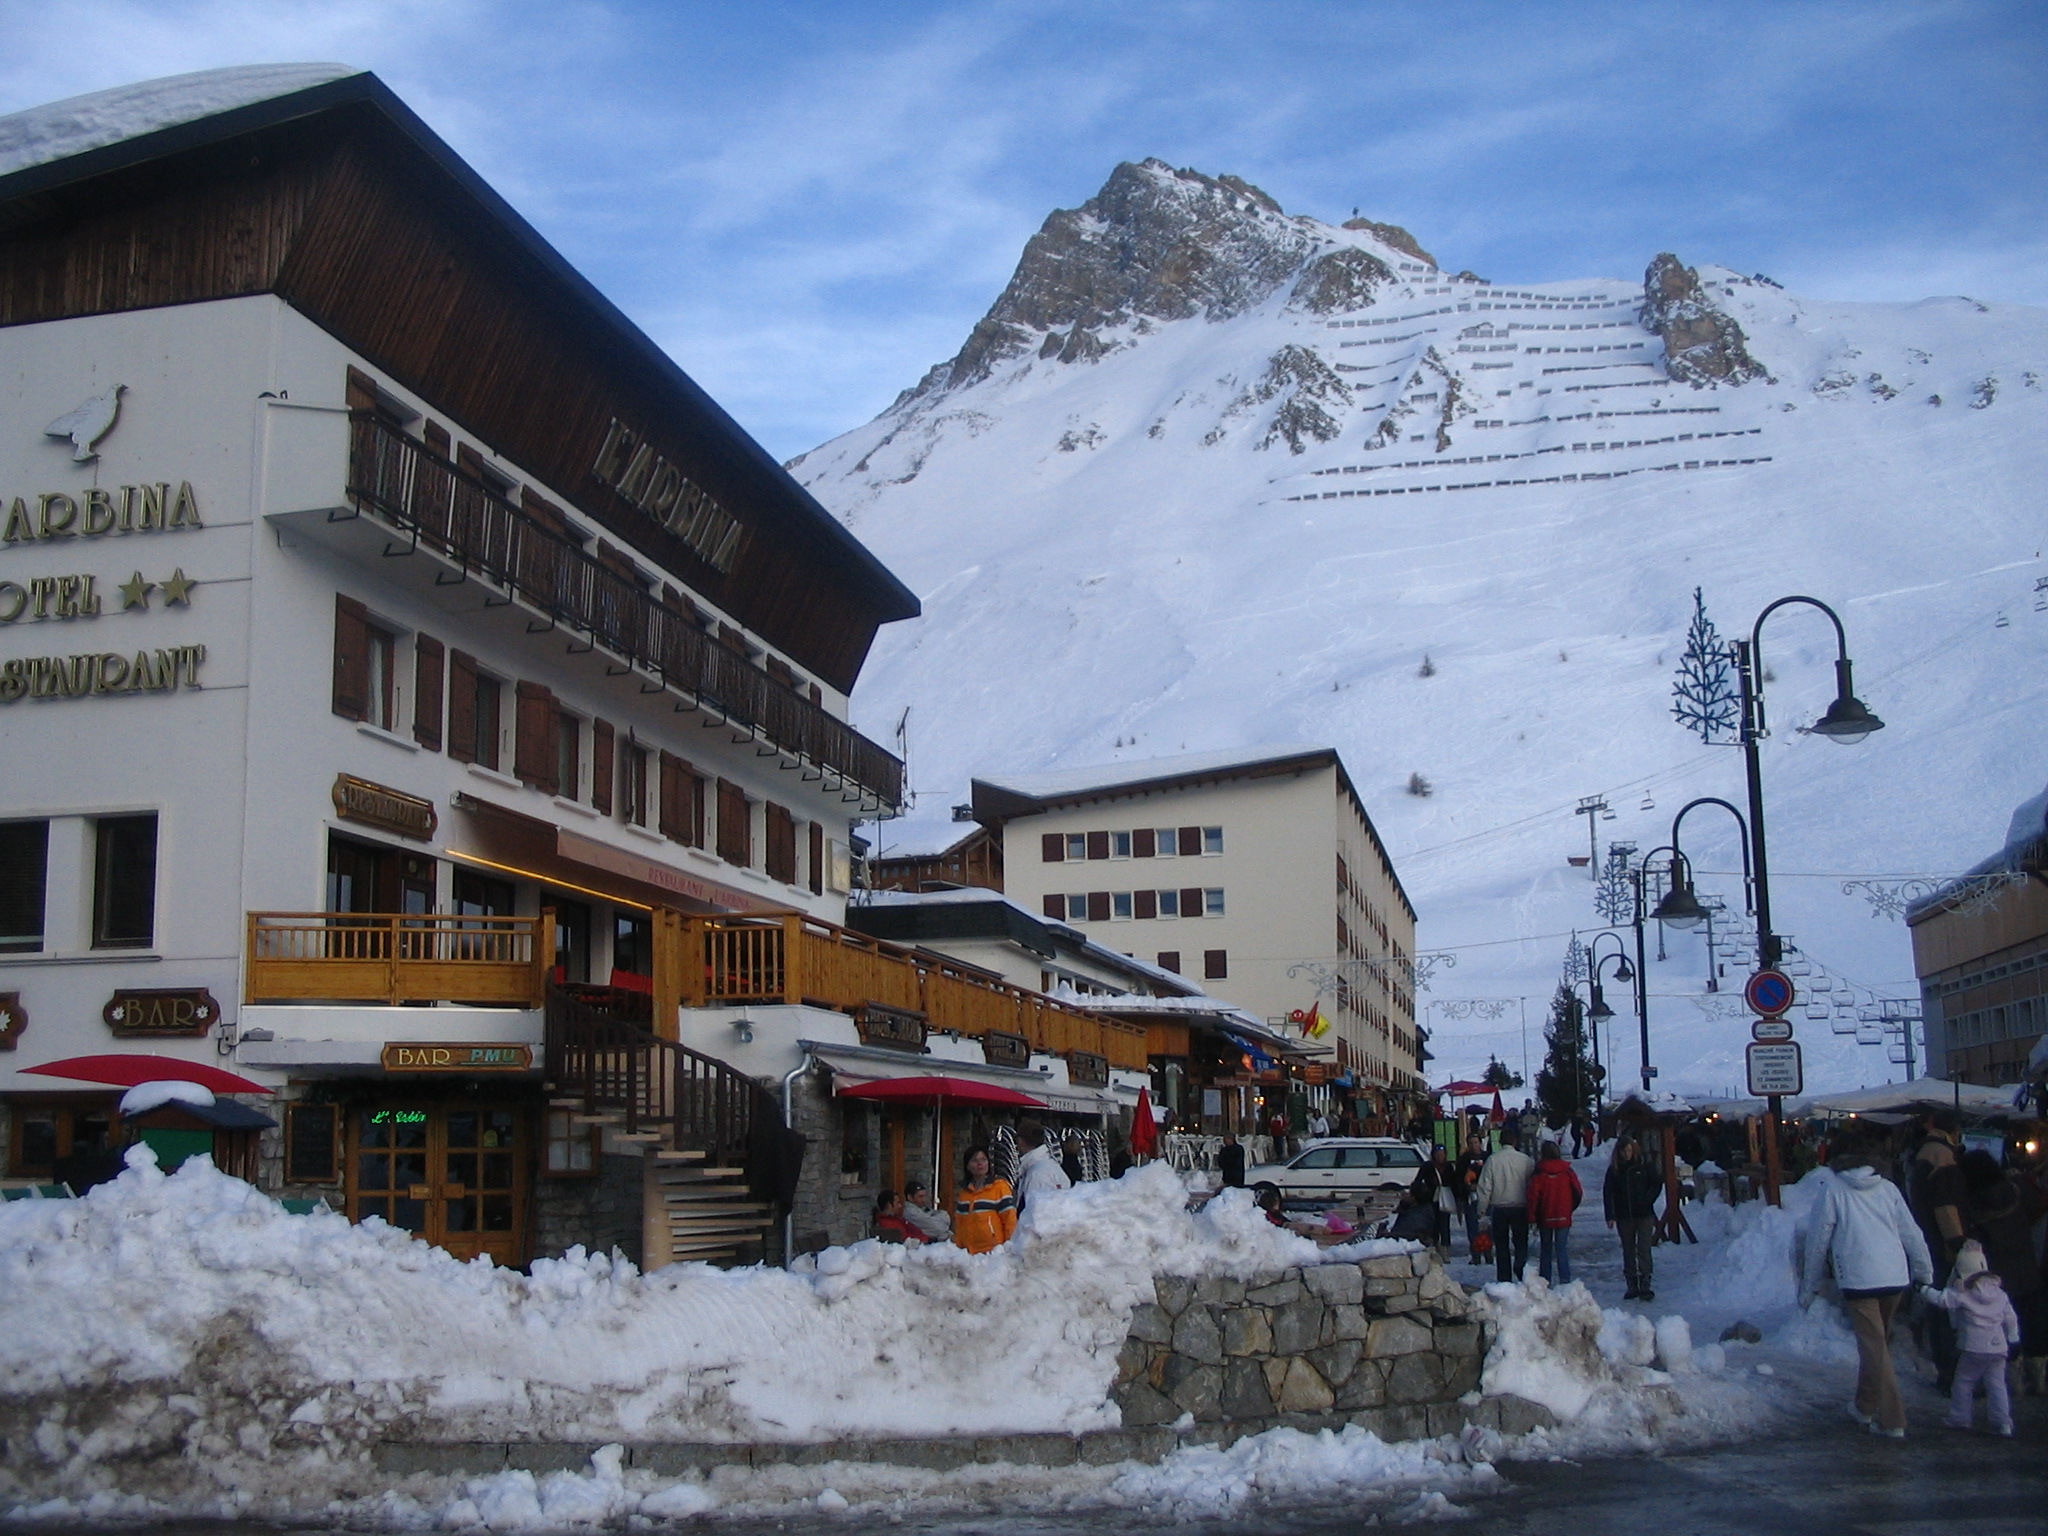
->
[[1527, 1140, 1584, 1284]]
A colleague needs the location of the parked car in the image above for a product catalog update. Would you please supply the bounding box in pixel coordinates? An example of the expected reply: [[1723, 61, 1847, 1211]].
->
[[1244, 1138, 1427, 1201]]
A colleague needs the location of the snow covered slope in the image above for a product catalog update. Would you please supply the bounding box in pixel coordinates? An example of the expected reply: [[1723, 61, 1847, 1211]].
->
[[794, 161, 2048, 1096]]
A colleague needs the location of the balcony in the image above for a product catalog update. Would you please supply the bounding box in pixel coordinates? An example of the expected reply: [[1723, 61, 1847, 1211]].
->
[[344, 414, 904, 810], [245, 912, 552, 1008], [670, 913, 1151, 1071]]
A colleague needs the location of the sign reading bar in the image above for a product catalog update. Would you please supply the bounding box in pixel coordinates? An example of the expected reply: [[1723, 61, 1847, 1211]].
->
[[104, 987, 219, 1038], [1746, 1041, 1804, 1098], [334, 774, 438, 841], [855, 1003, 928, 1052], [981, 1030, 1031, 1070], [381, 1043, 533, 1073]]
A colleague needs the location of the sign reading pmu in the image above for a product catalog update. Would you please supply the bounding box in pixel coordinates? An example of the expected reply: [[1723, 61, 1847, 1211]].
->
[[3, 482, 203, 543], [589, 420, 745, 573]]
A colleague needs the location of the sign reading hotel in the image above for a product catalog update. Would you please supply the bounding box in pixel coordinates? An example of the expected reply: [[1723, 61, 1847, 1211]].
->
[[381, 1043, 534, 1072]]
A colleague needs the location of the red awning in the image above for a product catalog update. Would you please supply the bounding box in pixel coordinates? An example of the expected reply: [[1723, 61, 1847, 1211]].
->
[[839, 1076, 1046, 1109], [22, 1055, 273, 1094], [1437, 1080, 1493, 1097]]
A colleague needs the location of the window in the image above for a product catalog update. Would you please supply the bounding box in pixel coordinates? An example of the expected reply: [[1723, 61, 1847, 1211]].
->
[[716, 780, 752, 867], [549, 896, 592, 984], [1154, 829, 1178, 858], [1158, 889, 1180, 918], [1179, 886, 1204, 919], [8, 1100, 115, 1179], [0, 819, 48, 953], [468, 668, 502, 769], [1337, 1147, 1383, 1169], [1111, 892, 1133, 920], [555, 714, 581, 801], [1111, 831, 1132, 859], [1380, 1146, 1424, 1168], [809, 821, 826, 896], [543, 1109, 598, 1176], [1205, 888, 1226, 917], [659, 753, 705, 845], [453, 868, 515, 917], [284, 1103, 340, 1184], [1157, 951, 1181, 974], [1204, 949, 1228, 980], [93, 813, 156, 949], [841, 1102, 870, 1186], [366, 624, 397, 730], [1065, 834, 1086, 860], [612, 911, 651, 980], [620, 745, 650, 826], [1065, 894, 1088, 921], [1203, 826, 1224, 856], [1293, 1147, 1341, 1169]]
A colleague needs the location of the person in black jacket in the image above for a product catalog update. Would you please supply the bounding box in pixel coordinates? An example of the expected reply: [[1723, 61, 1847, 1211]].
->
[[1603, 1134, 1664, 1300], [1218, 1132, 1246, 1189], [1455, 1132, 1490, 1259]]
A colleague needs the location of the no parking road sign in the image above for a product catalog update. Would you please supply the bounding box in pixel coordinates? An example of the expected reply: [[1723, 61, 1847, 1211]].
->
[[1745, 969, 1795, 1018], [1747, 1041, 1804, 1098]]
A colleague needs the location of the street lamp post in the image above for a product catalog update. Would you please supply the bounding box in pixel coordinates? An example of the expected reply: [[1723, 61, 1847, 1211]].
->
[[1724, 597, 1885, 1203]]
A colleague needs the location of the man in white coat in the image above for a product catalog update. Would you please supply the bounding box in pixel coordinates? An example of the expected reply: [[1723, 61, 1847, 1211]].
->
[[1800, 1133, 1934, 1438], [1014, 1122, 1072, 1216], [1473, 1134, 1535, 1282]]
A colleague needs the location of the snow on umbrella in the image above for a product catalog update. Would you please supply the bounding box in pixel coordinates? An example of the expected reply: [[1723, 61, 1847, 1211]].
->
[[837, 1076, 1046, 1109], [22, 1055, 272, 1094]]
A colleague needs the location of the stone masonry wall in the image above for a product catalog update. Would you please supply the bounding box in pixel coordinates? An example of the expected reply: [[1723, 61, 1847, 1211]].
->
[[1113, 1248, 1483, 1431]]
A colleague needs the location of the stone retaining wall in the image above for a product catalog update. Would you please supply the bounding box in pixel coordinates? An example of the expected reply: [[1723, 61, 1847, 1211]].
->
[[1113, 1248, 1483, 1426]]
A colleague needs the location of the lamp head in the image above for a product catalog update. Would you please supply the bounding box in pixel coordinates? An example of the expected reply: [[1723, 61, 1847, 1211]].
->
[[1613, 958, 1635, 983], [1813, 657, 1884, 745], [1588, 985, 1615, 1022], [1652, 881, 1709, 930]]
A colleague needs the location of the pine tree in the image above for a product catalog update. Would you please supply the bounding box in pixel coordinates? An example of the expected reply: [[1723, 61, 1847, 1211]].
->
[[1534, 983, 1598, 1128], [1671, 586, 1739, 744], [1482, 1056, 1524, 1091]]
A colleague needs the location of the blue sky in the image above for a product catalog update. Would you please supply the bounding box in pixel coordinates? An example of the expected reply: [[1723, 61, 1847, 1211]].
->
[[2, 0, 2041, 459]]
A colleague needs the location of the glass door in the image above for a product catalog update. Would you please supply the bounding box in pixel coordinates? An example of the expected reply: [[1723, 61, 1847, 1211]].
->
[[348, 1103, 527, 1266]]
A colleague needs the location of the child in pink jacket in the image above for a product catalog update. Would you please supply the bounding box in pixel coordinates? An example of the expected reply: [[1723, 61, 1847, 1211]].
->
[[1922, 1239, 2022, 1436]]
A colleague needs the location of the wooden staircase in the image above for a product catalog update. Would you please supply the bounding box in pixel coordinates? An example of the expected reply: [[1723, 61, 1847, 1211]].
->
[[543, 986, 786, 1268]]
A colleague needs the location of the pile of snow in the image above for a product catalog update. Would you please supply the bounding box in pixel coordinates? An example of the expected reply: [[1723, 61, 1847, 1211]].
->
[[0, 66, 359, 180], [0, 1148, 1429, 1515], [116, 1080, 215, 1115], [1662, 1167, 1858, 1363]]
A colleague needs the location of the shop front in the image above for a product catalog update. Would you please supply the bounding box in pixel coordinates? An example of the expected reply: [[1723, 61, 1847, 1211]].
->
[[343, 1098, 532, 1266]]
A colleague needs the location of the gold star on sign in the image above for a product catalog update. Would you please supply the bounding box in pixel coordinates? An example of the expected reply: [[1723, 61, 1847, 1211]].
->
[[118, 571, 153, 610], [160, 568, 195, 605]]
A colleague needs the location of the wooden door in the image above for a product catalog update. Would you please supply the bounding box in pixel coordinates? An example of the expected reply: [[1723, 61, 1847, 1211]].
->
[[347, 1103, 528, 1266]]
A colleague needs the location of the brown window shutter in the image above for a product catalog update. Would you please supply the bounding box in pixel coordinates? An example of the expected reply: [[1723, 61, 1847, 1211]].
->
[[412, 634, 444, 749], [1133, 828, 1156, 859], [688, 769, 707, 847], [659, 752, 685, 840], [1134, 889, 1157, 920], [514, 681, 559, 793], [331, 594, 369, 720], [1043, 894, 1065, 920], [447, 650, 478, 763], [1041, 832, 1065, 863], [1157, 951, 1180, 974], [1086, 830, 1110, 861], [717, 779, 751, 866], [1204, 949, 1228, 980], [345, 367, 379, 414], [1181, 886, 1204, 917], [809, 821, 825, 895], [1087, 891, 1110, 922], [423, 420, 452, 457], [1178, 826, 1202, 856], [591, 721, 615, 815], [765, 803, 797, 884]]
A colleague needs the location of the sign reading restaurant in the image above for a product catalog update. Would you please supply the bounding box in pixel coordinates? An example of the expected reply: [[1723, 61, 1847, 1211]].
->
[[333, 774, 438, 841]]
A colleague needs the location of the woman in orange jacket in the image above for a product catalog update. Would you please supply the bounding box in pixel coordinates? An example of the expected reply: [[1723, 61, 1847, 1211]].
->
[[952, 1146, 1018, 1253]]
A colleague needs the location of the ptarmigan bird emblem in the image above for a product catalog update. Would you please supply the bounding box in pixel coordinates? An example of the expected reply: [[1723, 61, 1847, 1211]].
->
[[44, 383, 126, 462]]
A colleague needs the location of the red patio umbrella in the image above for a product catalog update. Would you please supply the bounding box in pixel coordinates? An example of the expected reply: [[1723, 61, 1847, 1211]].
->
[[838, 1076, 1046, 1109], [22, 1055, 273, 1094], [1437, 1079, 1492, 1097], [1129, 1087, 1159, 1159], [1488, 1089, 1507, 1126]]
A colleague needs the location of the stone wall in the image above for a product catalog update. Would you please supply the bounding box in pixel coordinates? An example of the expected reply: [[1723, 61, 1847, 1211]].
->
[[1113, 1249, 1483, 1431], [532, 1153, 644, 1267]]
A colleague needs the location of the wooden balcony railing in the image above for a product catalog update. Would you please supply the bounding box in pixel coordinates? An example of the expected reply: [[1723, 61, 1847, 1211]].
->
[[245, 912, 552, 1008], [674, 913, 1151, 1071], [345, 413, 904, 810]]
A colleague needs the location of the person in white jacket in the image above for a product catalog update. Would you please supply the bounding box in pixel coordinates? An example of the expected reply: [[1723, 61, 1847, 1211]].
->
[[1800, 1134, 1934, 1437], [1473, 1136, 1535, 1283], [1013, 1122, 1072, 1215]]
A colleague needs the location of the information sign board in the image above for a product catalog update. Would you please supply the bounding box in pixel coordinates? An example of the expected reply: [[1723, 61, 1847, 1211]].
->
[[1746, 1041, 1804, 1098]]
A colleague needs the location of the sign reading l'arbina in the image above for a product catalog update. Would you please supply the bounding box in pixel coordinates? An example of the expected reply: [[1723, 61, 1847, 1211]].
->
[[4, 481, 203, 542]]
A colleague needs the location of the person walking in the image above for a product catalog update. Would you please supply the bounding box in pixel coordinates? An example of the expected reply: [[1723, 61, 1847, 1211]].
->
[[1456, 1132, 1491, 1261], [1527, 1140, 1584, 1283], [1922, 1239, 2022, 1436], [1910, 1109, 1970, 1392], [1961, 1147, 2046, 1399], [1603, 1134, 1664, 1300], [1411, 1145, 1457, 1254], [952, 1145, 1018, 1253], [1218, 1132, 1247, 1189], [1800, 1132, 1935, 1438], [1474, 1133, 1535, 1283]]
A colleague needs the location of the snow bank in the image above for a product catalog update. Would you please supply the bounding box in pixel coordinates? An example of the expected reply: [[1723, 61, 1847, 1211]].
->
[[0, 66, 360, 180], [1663, 1168, 1857, 1363], [0, 1150, 1417, 1514], [117, 1080, 214, 1115]]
